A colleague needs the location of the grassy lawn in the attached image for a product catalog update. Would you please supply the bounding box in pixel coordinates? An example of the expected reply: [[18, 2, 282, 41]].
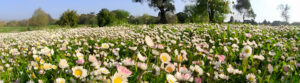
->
[[0, 25, 87, 33]]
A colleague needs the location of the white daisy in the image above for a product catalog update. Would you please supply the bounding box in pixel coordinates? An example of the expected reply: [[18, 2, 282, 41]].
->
[[59, 59, 69, 69], [55, 78, 65, 83], [242, 45, 252, 58], [160, 53, 171, 63], [145, 36, 155, 48], [72, 66, 88, 79]]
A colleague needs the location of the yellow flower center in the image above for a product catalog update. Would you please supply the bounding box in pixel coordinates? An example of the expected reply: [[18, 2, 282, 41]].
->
[[249, 77, 254, 82], [169, 79, 174, 83], [75, 69, 82, 76], [161, 56, 167, 62], [103, 44, 108, 48], [166, 67, 173, 72], [59, 81, 64, 83], [178, 55, 182, 62], [245, 49, 249, 54], [113, 77, 122, 83]]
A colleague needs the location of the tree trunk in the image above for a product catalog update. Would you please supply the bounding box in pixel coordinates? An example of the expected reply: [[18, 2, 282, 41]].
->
[[159, 9, 167, 24], [209, 9, 215, 23]]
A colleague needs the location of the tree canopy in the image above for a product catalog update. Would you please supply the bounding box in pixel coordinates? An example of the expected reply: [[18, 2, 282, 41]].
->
[[133, 0, 175, 24], [97, 9, 116, 27], [278, 4, 290, 22], [29, 8, 51, 27], [234, 0, 256, 20], [193, 0, 230, 23], [57, 10, 79, 27]]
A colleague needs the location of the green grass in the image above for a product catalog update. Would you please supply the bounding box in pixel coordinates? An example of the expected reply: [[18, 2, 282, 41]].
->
[[0, 25, 87, 33]]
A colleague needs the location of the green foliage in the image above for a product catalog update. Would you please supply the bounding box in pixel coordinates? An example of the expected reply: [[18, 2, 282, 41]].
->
[[5, 20, 19, 27], [184, 5, 209, 23], [96, 8, 116, 27], [29, 8, 51, 27], [193, 0, 231, 23], [234, 0, 256, 20], [58, 10, 79, 27], [166, 13, 177, 24], [78, 12, 97, 27], [176, 12, 188, 23], [0, 21, 5, 27], [111, 10, 130, 23], [139, 14, 157, 24], [133, 0, 175, 24]]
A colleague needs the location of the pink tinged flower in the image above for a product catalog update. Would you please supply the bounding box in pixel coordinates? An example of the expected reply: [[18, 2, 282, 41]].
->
[[156, 44, 165, 49], [218, 55, 226, 62], [195, 77, 202, 83], [76, 59, 84, 65], [117, 65, 132, 77], [88, 55, 97, 63], [183, 73, 192, 80], [245, 33, 252, 38]]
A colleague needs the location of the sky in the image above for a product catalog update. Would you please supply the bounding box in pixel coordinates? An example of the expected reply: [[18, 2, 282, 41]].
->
[[0, 0, 299, 23]]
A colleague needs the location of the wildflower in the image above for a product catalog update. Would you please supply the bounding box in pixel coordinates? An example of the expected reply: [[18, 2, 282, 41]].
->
[[55, 78, 65, 83], [218, 55, 226, 62], [242, 45, 252, 58], [253, 55, 265, 61], [194, 77, 202, 83], [43, 63, 52, 70], [167, 74, 178, 83], [160, 53, 171, 63], [224, 46, 228, 52], [145, 36, 155, 48], [137, 62, 148, 70], [117, 65, 132, 77], [72, 66, 88, 79], [165, 63, 175, 73], [218, 73, 229, 80], [76, 59, 85, 65], [111, 72, 128, 83], [128, 47, 137, 51], [59, 59, 69, 69], [232, 44, 239, 52], [246, 73, 256, 83], [101, 43, 110, 49], [137, 52, 147, 62], [194, 65, 204, 75], [89, 55, 97, 63], [122, 57, 135, 66], [152, 49, 160, 55], [100, 67, 110, 74]]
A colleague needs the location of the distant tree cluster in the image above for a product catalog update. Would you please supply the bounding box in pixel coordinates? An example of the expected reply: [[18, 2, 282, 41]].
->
[[57, 10, 79, 27], [1, 8, 55, 27], [1, 1, 296, 28]]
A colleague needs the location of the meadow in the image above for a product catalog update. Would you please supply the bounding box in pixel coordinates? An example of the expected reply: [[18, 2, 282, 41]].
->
[[0, 24, 299, 83]]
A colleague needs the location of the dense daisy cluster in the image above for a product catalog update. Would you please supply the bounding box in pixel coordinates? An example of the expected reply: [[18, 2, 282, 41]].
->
[[0, 24, 299, 83]]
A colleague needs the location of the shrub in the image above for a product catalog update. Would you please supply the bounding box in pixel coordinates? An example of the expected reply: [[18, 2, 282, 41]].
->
[[58, 10, 79, 27], [96, 8, 116, 27]]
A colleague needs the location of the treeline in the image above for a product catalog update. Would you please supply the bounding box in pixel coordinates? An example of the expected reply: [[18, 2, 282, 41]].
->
[[1, 0, 298, 27]]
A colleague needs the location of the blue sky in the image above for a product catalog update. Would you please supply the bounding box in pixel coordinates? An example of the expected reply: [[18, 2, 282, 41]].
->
[[0, 0, 299, 23]]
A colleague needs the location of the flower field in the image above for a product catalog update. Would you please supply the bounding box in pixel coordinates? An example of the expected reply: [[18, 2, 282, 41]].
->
[[0, 24, 299, 83]]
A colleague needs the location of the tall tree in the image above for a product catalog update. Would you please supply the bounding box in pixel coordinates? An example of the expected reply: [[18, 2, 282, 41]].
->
[[111, 10, 130, 22], [97, 9, 116, 27], [29, 8, 50, 27], [234, 0, 256, 21], [79, 12, 97, 26], [278, 4, 290, 23], [58, 10, 79, 27], [133, 0, 175, 24], [194, 0, 230, 23], [0, 21, 5, 27], [176, 12, 188, 23]]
